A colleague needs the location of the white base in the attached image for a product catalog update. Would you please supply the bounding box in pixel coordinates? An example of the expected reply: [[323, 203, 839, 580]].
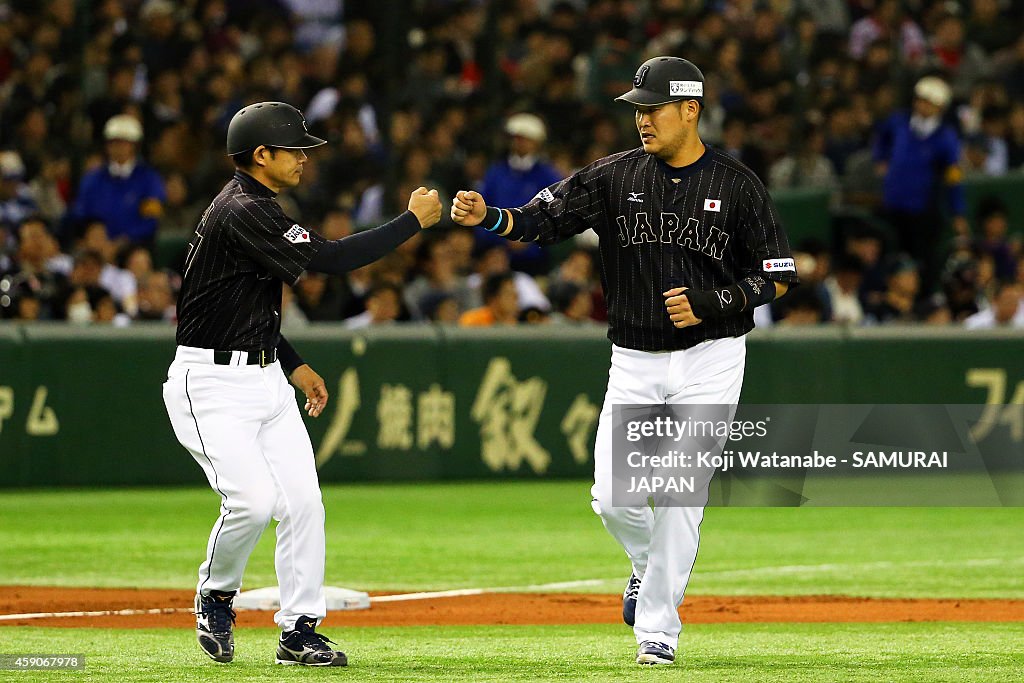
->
[[234, 586, 370, 611]]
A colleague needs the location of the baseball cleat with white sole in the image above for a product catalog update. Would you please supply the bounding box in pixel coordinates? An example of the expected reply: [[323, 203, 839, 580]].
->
[[275, 616, 348, 666], [195, 591, 236, 663], [636, 640, 675, 665]]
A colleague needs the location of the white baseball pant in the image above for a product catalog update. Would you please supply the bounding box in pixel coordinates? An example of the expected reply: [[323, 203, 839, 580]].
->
[[590, 337, 746, 650], [162, 346, 326, 631]]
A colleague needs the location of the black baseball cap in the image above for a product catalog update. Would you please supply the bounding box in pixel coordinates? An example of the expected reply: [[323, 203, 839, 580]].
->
[[615, 56, 705, 107], [226, 102, 326, 155]]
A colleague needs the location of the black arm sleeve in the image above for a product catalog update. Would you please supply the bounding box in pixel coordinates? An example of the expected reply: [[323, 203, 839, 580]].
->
[[277, 335, 305, 376], [306, 211, 421, 275]]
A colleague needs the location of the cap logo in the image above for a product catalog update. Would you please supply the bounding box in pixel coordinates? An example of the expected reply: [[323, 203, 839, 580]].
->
[[634, 65, 649, 88], [670, 81, 703, 97]]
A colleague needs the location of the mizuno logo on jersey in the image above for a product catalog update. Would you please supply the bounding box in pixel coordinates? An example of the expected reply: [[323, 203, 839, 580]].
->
[[534, 188, 555, 203], [283, 224, 310, 244], [627, 192, 644, 203], [763, 258, 796, 272], [615, 213, 730, 260], [703, 198, 721, 212]]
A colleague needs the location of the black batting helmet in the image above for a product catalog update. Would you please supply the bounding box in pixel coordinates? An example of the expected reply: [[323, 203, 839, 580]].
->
[[615, 56, 704, 107], [226, 102, 326, 156]]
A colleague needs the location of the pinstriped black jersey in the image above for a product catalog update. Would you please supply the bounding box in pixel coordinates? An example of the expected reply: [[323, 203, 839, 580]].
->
[[510, 145, 799, 351], [175, 171, 325, 351]]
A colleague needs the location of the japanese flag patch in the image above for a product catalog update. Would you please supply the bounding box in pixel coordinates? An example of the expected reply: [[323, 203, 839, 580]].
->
[[704, 198, 721, 212], [763, 258, 796, 272], [284, 224, 310, 244]]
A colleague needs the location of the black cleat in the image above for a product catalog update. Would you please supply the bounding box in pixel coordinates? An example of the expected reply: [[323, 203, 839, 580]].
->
[[636, 640, 675, 665], [275, 616, 348, 666], [622, 572, 641, 626], [195, 591, 236, 663]]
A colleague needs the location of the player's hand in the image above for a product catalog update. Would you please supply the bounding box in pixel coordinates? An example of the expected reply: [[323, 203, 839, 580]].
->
[[290, 364, 329, 418], [451, 190, 488, 227], [663, 287, 703, 328], [409, 187, 442, 228]]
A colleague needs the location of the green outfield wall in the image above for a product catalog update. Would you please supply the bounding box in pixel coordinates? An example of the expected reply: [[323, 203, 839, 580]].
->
[[0, 325, 1022, 487]]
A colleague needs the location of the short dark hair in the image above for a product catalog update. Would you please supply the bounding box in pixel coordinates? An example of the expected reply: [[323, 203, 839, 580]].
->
[[231, 146, 280, 169], [482, 272, 515, 303]]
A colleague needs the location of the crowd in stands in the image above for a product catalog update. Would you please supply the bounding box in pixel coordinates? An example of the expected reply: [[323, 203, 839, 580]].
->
[[1, 0, 1022, 329]]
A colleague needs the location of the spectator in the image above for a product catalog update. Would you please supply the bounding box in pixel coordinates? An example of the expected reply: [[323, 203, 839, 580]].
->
[[135, 270, 175, 321], [0, 151, 38, 230], [78, 220, 137, 313], [775, 286, 825, 326], [824, 253, 867, 325], [973, 196, 1019, 280], [459, 272, 519, 327], [967, 0, 1017, 54], [873, 76, 966, 295], [848, 0, 926, 66], [768, 124, 839, 194], [719, 115, 768, 182], [466, 244, 549, 313], [4, 217, 68, 318], [547, 280, 596, 325], [344, 283, 402, 329], [404, 235, 474, 321], [941, 254, 983, 322], [420, 291, 461, 324], [866, 255, 925, 323], [293, 271, 347, 322], [964, 280, 1024, 328], [71, 115, 167, 244], [925, 9, 993, 99], [477, 113, 562, 275]]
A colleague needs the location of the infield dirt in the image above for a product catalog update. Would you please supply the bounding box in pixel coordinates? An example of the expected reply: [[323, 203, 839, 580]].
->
[[1, 586, 1022, 628]]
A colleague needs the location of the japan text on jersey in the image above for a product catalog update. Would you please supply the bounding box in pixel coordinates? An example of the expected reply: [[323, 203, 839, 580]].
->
[[514, 146, 799, 352]]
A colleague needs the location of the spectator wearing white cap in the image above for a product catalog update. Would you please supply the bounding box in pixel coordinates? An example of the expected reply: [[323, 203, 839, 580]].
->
[[477, 113, 563, 275], [873, 75, 966, 297], [70, 115, 166, 245]]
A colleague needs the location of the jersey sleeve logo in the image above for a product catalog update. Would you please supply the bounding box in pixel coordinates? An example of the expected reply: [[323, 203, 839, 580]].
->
[[284, 224, 311, 244], [763, 258, 795, 272], [703, 198, 721, 212], [533, 188, 555, 203]]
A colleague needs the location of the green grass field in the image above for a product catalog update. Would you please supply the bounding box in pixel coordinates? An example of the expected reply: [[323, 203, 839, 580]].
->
[[1, 481, 1022, 681], [3, 623, 1023, 683]]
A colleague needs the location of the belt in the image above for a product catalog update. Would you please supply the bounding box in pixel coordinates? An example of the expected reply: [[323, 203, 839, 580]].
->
[[213, 348, 277, 367]]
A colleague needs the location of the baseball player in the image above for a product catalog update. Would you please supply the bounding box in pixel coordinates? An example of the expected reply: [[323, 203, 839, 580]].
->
[[452, 57, 797, 665], [162, 101, 441, 666]]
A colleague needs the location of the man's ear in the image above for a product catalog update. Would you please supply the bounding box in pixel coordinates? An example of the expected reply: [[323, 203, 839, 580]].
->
[[252, 145, 269, 167], [685, 100, 700, 122]]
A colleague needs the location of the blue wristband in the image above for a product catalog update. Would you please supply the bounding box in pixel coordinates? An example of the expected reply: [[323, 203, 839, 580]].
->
[[482, 207, 505, 232]]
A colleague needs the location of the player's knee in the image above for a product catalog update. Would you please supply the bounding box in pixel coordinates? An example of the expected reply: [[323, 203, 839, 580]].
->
[[232, 489, 277, 528], [590, 479, 614, 518], [291, 493, 325, 523]]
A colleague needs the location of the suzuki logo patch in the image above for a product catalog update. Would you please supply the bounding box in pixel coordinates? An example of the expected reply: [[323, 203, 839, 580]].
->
[[763, 258, 796, 272], [703, 198, 721, 212], [284, 224, 310, 244]]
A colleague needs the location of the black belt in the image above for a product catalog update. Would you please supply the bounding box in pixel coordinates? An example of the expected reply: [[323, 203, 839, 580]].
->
[[213, 348, 277, 367]]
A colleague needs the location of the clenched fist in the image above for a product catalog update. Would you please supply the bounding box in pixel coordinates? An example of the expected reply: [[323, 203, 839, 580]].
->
[[450, 190, 488, 227], [409, 187, 442, 228], [663, 287, 703, 328]]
